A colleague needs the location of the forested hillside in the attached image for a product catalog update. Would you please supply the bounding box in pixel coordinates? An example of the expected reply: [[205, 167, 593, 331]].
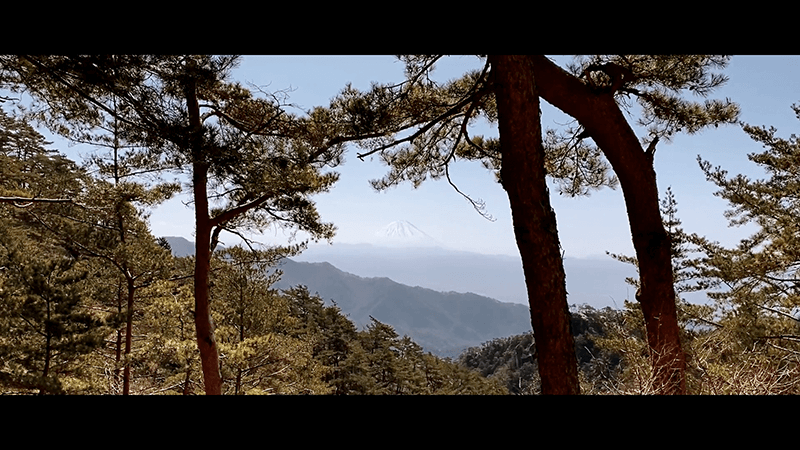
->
[[272, 258, 532, 358], [458, 305, 625, 395], [0, 154, 507, 395], [163, 236, 533, 358]]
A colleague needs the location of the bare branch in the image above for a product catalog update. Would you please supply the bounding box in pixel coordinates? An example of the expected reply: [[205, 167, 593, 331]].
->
[[757, 304, 800, 323], [0, 196, 75, 207], [444, 162, 495, 222]]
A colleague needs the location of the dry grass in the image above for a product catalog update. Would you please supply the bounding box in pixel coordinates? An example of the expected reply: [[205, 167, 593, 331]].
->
[[686, 329, 800, 395], [585, 315, 800, 395]]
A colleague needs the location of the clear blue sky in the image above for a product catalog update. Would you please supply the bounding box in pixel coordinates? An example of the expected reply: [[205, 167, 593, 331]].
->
[[39, 55, 800, 259]]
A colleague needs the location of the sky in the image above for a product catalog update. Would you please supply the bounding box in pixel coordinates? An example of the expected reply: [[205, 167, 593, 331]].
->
[[30, 55, 800, 260]]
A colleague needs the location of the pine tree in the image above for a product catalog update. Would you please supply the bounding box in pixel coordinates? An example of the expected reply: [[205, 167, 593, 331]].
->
[[0, 240, 109, 394], [0, 112, 111, 394], [683, 102, 800, 393], [1, 55, 344, 394], [314, 55, 736, 394], [528, 55, 739, 394], [0, 109, 81, 206], [280, 285, 360, 392], [211, 246, 330, 394], [135, 264, 201, 395], [3, 102, 179, 394]]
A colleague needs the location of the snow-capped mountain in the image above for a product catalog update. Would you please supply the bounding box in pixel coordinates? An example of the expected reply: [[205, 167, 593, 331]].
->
[[372, 220, 440, 248]]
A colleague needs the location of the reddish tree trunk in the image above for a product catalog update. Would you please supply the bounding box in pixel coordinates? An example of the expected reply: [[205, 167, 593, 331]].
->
[[114, 281, 123, 387], [122, 278, 135, 395], [193, 202, 222, 395], [490, 55, 580, 395], [186, 74, 223, 396], [529, 55, 686, 394]]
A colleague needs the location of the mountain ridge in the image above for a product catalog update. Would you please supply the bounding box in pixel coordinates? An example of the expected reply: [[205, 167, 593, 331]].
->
[[293, 242, 638, 308], [271, 257, 532, 357], [160, 236, 640, 310], [161, 236, 533, 357]]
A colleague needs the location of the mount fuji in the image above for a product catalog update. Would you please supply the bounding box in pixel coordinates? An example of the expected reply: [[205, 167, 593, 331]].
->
[[372, 220, 441, 248]]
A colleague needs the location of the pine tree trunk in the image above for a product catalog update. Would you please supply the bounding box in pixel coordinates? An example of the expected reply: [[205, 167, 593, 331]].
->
[[193, 159, 223, 396], [183, 365, 192, 395], [529, 55, 686, 394], [489, 55, 581, 395], [114, 281, 123, 389], [186, 72, 223, 396], [235, 300, 245, 395], [122, 278, 135, 395], [42, 303, 52, 395]]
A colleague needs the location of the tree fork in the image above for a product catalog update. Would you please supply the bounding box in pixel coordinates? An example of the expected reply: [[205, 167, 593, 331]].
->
[[489, 55, 580, 395]]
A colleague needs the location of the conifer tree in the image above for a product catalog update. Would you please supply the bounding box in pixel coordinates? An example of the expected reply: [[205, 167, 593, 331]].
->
[[280, 285, 361, 392], [62, 179, 175, 395], [526, 55, 739, 394], [682, 102, 800, 392], [0, 112, 111, 394], [211, 246, 330, 394], [0, 109, 82, 205], [2, 100, 179, 394], [604, 187, 716, 393], [0, 55, 344, 394], [135, 261, 201, 395], [0, 238, 109, 394]]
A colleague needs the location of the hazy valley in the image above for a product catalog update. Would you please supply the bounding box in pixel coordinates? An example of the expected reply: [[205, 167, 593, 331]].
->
[[292, 241, 639, 309], [164, 227, 640, 357]]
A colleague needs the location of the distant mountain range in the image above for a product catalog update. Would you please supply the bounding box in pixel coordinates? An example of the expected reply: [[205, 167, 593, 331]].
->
[[293, 242, 638, 309], [163, 236, 196, 258], [162, 236, 530, 356], [161, 233, 640, 357], [272, 258, 532, 357]]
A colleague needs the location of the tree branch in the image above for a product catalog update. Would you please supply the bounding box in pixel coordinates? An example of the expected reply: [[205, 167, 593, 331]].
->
[[387, 56, 445, 90], [208, 189, 278, 229], [18, 56, 149, 133], [444, 162, 494, 221], [355, 83, 491, 161], [757, 304, 800, 323], [0, 197, 75, 207]]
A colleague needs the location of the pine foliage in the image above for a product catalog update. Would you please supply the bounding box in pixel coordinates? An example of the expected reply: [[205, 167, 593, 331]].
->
[[456, 305, 625, 394], [682, 102, 800, 393]]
